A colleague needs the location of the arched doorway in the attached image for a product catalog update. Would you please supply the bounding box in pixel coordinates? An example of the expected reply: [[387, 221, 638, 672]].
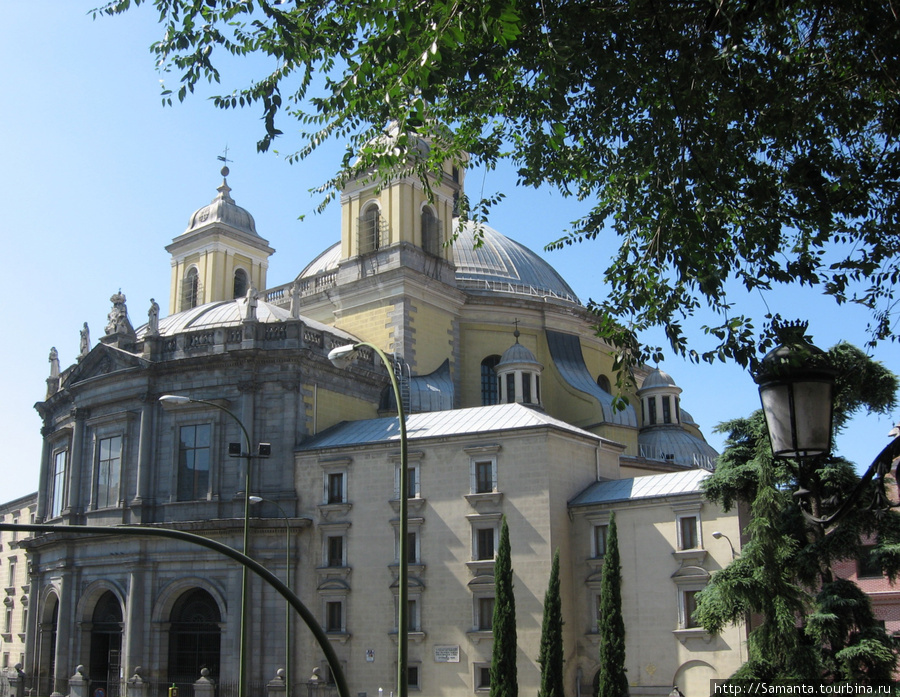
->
[[167, 589, 222, 687], [89, 591, 123, 697]]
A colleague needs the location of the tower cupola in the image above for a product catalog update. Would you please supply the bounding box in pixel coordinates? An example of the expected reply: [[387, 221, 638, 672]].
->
[[495, 329, 543, 407], [165, 166, 275, 314]]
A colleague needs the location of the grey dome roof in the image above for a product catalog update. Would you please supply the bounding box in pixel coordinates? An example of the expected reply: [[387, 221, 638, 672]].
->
[[184, 174, 258, 237], [497, 341, 541, 368], [638, 426, 718, 471], [640, 368, 678, 391], [134, 297, 355, 342], [297, 221, 580, 304], [453, 222, 580, 303]]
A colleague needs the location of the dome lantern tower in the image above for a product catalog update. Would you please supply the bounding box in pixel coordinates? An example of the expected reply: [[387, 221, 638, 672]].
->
[[165, 166, 275, 314], [495, 326, 544, 407]]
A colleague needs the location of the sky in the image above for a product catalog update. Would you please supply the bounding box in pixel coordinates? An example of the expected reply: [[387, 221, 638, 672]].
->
[[0, 3, 897, 503]]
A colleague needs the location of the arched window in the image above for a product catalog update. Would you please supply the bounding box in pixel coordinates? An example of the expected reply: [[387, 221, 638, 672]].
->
[[596, 374, 612, 393], [90, 592, 123, 697], [359, 203, 382, 254], [168, 589, 221, 685], [233, 268, 249, 299], [421, 207, 441, 256], [183, 267, 200, 310], [481, 356, 501, 405]]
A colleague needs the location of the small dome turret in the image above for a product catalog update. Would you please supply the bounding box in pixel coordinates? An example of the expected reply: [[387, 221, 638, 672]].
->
[[184, 166, 258, 237], [495, 328, 543, 407]]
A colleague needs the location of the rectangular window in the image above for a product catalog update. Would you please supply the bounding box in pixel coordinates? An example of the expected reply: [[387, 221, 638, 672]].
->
[[662, 397, 672, 424], [325, 601, 343, 633], [857, 546, 882, 578], [679, 516, 698, 550], [177, 424, 211, 501], [97, 435, 122, 508], [7, 559, 15, 587], [475, 665, 491, 690], [21, 606, 27, 633], [475, 528, 495, 561], [4, 607, 11, 634], [683, 590, 700, 628], [505, 374, 515, 403], [522, 374, 532, 403], [50, 450, 68, 518], [595, 594, 603, 631], [406, 467, 418, 498], [407, 599, 419, 632], [407, 531, 419, 564], [477, 597, 494, 631], [647, 397, 657, 425], [474, 460, 494, 494], [593, 524, 608, 557], [327, 472, 345, 504], [407, 665, 420, 689], [326, 536, 344, 568]]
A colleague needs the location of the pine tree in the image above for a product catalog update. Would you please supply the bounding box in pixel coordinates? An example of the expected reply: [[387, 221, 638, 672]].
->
[[491, 516, 517, 697], [698, 342, 899, 684], [538, 549, 564, 697], [597, 512, 627, 697]]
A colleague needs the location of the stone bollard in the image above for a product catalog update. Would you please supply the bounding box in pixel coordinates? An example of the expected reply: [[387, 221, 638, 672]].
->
[[266, 669, 286, 697], [193, 669, 215, 697], [67, 666, 87, 697], [126, 667, 145, 697]]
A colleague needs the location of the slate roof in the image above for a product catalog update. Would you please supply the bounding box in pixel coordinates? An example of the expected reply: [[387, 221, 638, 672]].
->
[[569, 468, 711, 507], [298, 402, 607, 451]]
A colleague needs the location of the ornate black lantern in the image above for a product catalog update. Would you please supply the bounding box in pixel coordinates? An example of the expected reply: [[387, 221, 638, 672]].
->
[[753, 322, 836, 460]]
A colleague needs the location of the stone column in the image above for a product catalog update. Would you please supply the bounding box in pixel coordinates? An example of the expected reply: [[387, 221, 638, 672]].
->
[[122, 565, 146, 686], [65, 409, 88, 521], [51, 580, 75, 697], [131, 398, 154, 517], [36, 426, 52, 522]]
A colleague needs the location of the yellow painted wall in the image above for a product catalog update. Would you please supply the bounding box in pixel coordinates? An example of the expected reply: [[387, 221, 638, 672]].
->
[[308, 387, 379, 434]]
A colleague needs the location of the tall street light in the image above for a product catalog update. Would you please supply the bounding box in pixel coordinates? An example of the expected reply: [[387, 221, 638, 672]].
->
[[327, 342, 409, 697], [159, 394, 270, 697], [250, 496, 293, 697]]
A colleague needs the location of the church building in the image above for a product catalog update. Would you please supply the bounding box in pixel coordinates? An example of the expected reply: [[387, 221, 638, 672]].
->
[[26, 147, 744, 697]]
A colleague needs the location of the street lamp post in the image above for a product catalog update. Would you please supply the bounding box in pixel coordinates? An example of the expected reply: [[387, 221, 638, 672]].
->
[[753, 323, 900, 526], [159, 394, 270, 697], [327, 342, 409, 697], [711, 531, 737, 560], [250, 496, 293, 697]]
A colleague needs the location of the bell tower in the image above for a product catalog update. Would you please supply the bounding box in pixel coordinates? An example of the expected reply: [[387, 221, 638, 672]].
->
[[165, 166, 275, 314]]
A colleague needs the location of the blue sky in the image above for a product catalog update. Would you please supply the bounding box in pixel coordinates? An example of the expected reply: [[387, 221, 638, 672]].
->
[[0, 2, 896, 502]]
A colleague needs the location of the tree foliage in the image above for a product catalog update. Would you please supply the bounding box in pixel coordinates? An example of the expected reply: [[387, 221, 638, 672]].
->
[[538, 549, 564, 697], [597, 513, 627, 697], [95, 0, 900, 370], [698, 343, 899, 684], [491, 516, 517, 697]]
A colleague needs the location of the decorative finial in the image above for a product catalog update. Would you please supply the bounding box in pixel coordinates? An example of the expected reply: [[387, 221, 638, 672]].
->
[[513, 318, 520, 343]]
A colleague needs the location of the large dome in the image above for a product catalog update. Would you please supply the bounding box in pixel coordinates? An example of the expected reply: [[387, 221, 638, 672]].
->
[[297, 221, 580, 304]]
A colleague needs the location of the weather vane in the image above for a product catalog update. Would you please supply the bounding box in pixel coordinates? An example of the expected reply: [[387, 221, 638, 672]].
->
[[218, 146, 232, 176]]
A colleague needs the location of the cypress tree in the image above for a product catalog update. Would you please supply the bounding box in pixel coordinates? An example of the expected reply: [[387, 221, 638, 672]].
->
[[491, 516, 518, 697], [597, 512, 627, 697], [538, 548, 564, 697]]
